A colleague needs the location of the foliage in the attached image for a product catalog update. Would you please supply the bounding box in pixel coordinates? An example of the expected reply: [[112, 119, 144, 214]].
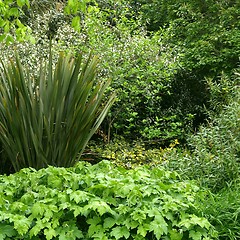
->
[[0, 52, 115, 172], [1, 0, 239, 145], [71, 0, 198, 143], [129, 0, 240, 128], [0, 1, 194, 144], [165, 84, 240, 192], [0, 160, 217, 239], [197, 180, 240, 240], [88, 137, 180, 168], [69, 1, 197, 142], [0, 0, 34, 43], [56, 0, 240, 142], [0, 0, 89, 43]]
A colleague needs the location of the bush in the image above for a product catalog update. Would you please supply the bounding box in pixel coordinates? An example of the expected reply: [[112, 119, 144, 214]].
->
[[0, 161, 217, 239], [130, 0, 240, 131], [165, 84, 240, 192], [0, 52, 115, 172]]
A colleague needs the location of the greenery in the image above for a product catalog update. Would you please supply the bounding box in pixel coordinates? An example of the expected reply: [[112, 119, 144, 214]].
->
[[136, 0, 240, 139], [198, 180, 240, 240], [0, 161, 217, 239], [1, 0, 239, 144], [0, 52, 115, 172], [88, 137, 180, 168], [0, 0, 32, 43], [165, 84, 240, 192], [0, 0, 240, 239]]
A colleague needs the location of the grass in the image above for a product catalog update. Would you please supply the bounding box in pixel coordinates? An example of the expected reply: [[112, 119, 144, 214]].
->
[[198, 180, 240, 240]]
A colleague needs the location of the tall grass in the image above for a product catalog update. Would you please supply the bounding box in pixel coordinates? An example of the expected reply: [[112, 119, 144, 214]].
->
[[198, 180, 240, 240]]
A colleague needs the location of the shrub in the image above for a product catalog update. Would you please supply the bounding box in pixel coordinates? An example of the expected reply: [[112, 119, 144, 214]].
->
[[0, 52, 115, 172], [165, 84, 240, 192], [130, 0, 240, 131], [0, 161, 217, 239]]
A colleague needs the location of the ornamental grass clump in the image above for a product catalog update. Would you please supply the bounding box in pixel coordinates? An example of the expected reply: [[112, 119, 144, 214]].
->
[[0, 52, 115, 172]]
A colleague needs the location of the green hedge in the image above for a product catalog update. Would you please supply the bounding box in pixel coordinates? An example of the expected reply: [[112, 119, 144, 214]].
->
[[0, 161, 217, 239]]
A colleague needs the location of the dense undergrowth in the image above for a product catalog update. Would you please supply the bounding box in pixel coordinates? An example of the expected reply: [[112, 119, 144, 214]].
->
[[1, 0, 239, 144], [0, 161, 217, 239], [90, 84, 240, 192], [0, 0, 240, 239], [88, 83, 240, 239]]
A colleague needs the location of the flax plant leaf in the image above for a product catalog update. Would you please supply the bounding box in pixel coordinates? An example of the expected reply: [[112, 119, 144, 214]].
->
[[0, 52, 115, 171]]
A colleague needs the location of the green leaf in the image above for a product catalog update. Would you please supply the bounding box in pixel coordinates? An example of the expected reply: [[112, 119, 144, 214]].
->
[[16, 19, 24, 28], [12, 215, 31, 235], [110, 226, 130, 239], [71, 16, 81, 31], [189, 230, 202, 240], [137, 224, 149, 237], [169, 229, 183, 240], [44, 227, 57, 240], [29, 220, 45, 238], [0, 224, 16, 238], [103, 217, 116, 229], [47, 174, 62, 188], [131, 209, 146, 224], [190, 215, 211, 229], [44, 205, 58, 220], [179, 215, 211, 230], [87, 216, 102, 227], [69, 190, 89, 204], [87, 216, 104, 237], [8, 8, 19, 17], [84, 200, 113, 216], [5, 33, 14, 44], [17, 0, 27, 7], [11, 201, 27, 212], [149, 214, 168, 239], [72, 205, 83, 217], [92, 231, 108, 240], [57, 222, 84, 239], [31, 202, 45, 217], [0, 34, 6, 42]]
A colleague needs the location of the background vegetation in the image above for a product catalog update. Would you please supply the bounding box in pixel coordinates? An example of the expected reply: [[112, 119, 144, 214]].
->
[[0, 0, 239, 239]]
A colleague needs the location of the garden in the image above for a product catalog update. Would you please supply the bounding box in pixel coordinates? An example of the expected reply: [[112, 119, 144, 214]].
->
[[0, 0, 239, 239]]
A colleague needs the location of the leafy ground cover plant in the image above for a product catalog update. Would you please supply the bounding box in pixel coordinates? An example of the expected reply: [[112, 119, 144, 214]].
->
[[0, 52, 115, 172], [0, 161, 217, 239], [87, 137, 180, 168]]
